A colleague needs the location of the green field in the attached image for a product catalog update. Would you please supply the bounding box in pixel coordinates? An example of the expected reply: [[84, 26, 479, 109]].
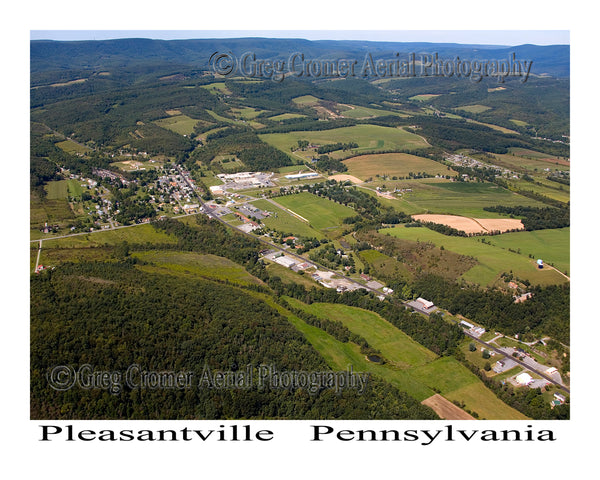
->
[[292, 95, 320, 105], [200, 82, 232, 95], [229, 106, 265, 120], [250, 199, 323, 238], [40, 223, 178, 248], [343, 152, 456, 180], [285, 299, 437, 367], [268, 113, 306, 121], [379, 224, 569, 286], [271, 192, 356, 231], [488, 151, 569, 173], [259, 124, 429, 160], [283, 297, 527, 418], [154, 114, 199, 135], [132, 251, 264, 286], [485, 227, 570, 274], [55, 139, 92, 154], [409, 94, 442, 101], [457, 104, 492, 114], [359, 248, 411, 280], [409, 357, 528, 419], [399, 181, 548, 217], [338, 104, 409, 119]]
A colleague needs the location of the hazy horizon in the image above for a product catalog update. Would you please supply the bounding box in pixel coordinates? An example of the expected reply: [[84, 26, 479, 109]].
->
[[30, 30, 570, 46]]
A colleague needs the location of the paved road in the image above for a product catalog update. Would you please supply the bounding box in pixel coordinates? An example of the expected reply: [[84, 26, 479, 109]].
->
[[463, 330, 569, 394], [35, 165, 570, 396], [178, 165, 572, 395]]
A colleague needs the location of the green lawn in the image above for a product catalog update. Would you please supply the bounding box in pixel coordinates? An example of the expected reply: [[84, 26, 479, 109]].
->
[[379, 224, 569, 286], [272, 192, 356, 231]]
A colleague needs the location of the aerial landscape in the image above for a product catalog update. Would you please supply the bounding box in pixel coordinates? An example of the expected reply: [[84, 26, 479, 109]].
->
[[30, 34, 570, 421]]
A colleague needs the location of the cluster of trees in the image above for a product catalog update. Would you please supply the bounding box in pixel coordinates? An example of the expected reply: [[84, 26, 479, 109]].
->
[[316, 142, 358, 154], [483, 205, 570, 231], [31, 260, 438, 419], [189, 128, 294, 172], [420, 221, 468, 237], [309, 244, 355, 271], [412, 274, 570, 344], [306, 181, 380, 217], [277, 298, 379, 356], [313, 155, 348, 174]]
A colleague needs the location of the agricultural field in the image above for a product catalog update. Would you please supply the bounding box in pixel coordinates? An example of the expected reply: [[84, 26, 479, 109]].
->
[[398, 181, 548, 217], [485, 227, 570, 274], [55, 139, 92, 154], [250, 199, 323, 239], [271, 192, 356, 231], [285, 299, 437, 367], [337, 104, 409, 119], [343, 152, 457, 181], [154, 114, 199, 136], [411, 214, 524, 234], [259, 124, 429, 161], [379, 224, 569, 286], [486, 151, 570, 173]]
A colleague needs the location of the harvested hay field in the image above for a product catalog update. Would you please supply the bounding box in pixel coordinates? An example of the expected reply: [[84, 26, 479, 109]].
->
[[413, 214, 524, 234], [422, 394, 475, 420], [328, 174, 363, 184]]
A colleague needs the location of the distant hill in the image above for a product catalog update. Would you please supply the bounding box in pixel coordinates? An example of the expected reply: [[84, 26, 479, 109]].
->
[[30, 37, 569, 78]]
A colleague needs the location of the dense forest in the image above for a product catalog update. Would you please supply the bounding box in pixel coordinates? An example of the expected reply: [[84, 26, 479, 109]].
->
[[31, 261, 437, 419]]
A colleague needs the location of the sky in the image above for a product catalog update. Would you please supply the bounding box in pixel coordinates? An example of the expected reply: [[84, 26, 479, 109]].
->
[[29, 30, 570, 46]]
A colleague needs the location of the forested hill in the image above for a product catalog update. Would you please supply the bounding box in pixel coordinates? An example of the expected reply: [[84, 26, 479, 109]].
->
[[30, 38, 569, 78]]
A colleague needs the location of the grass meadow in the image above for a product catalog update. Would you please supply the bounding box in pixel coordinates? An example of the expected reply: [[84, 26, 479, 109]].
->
[[379, 224, 569, 286], [343, 152, 457, 180], [272, 192, 356, 231], [259, 124, 429, 161], [282, 297, 527, 418]]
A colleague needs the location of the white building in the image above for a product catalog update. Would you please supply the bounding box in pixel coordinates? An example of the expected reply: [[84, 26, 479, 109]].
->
[[515, 372, 534, 386], [416, 297, 434, 310]]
